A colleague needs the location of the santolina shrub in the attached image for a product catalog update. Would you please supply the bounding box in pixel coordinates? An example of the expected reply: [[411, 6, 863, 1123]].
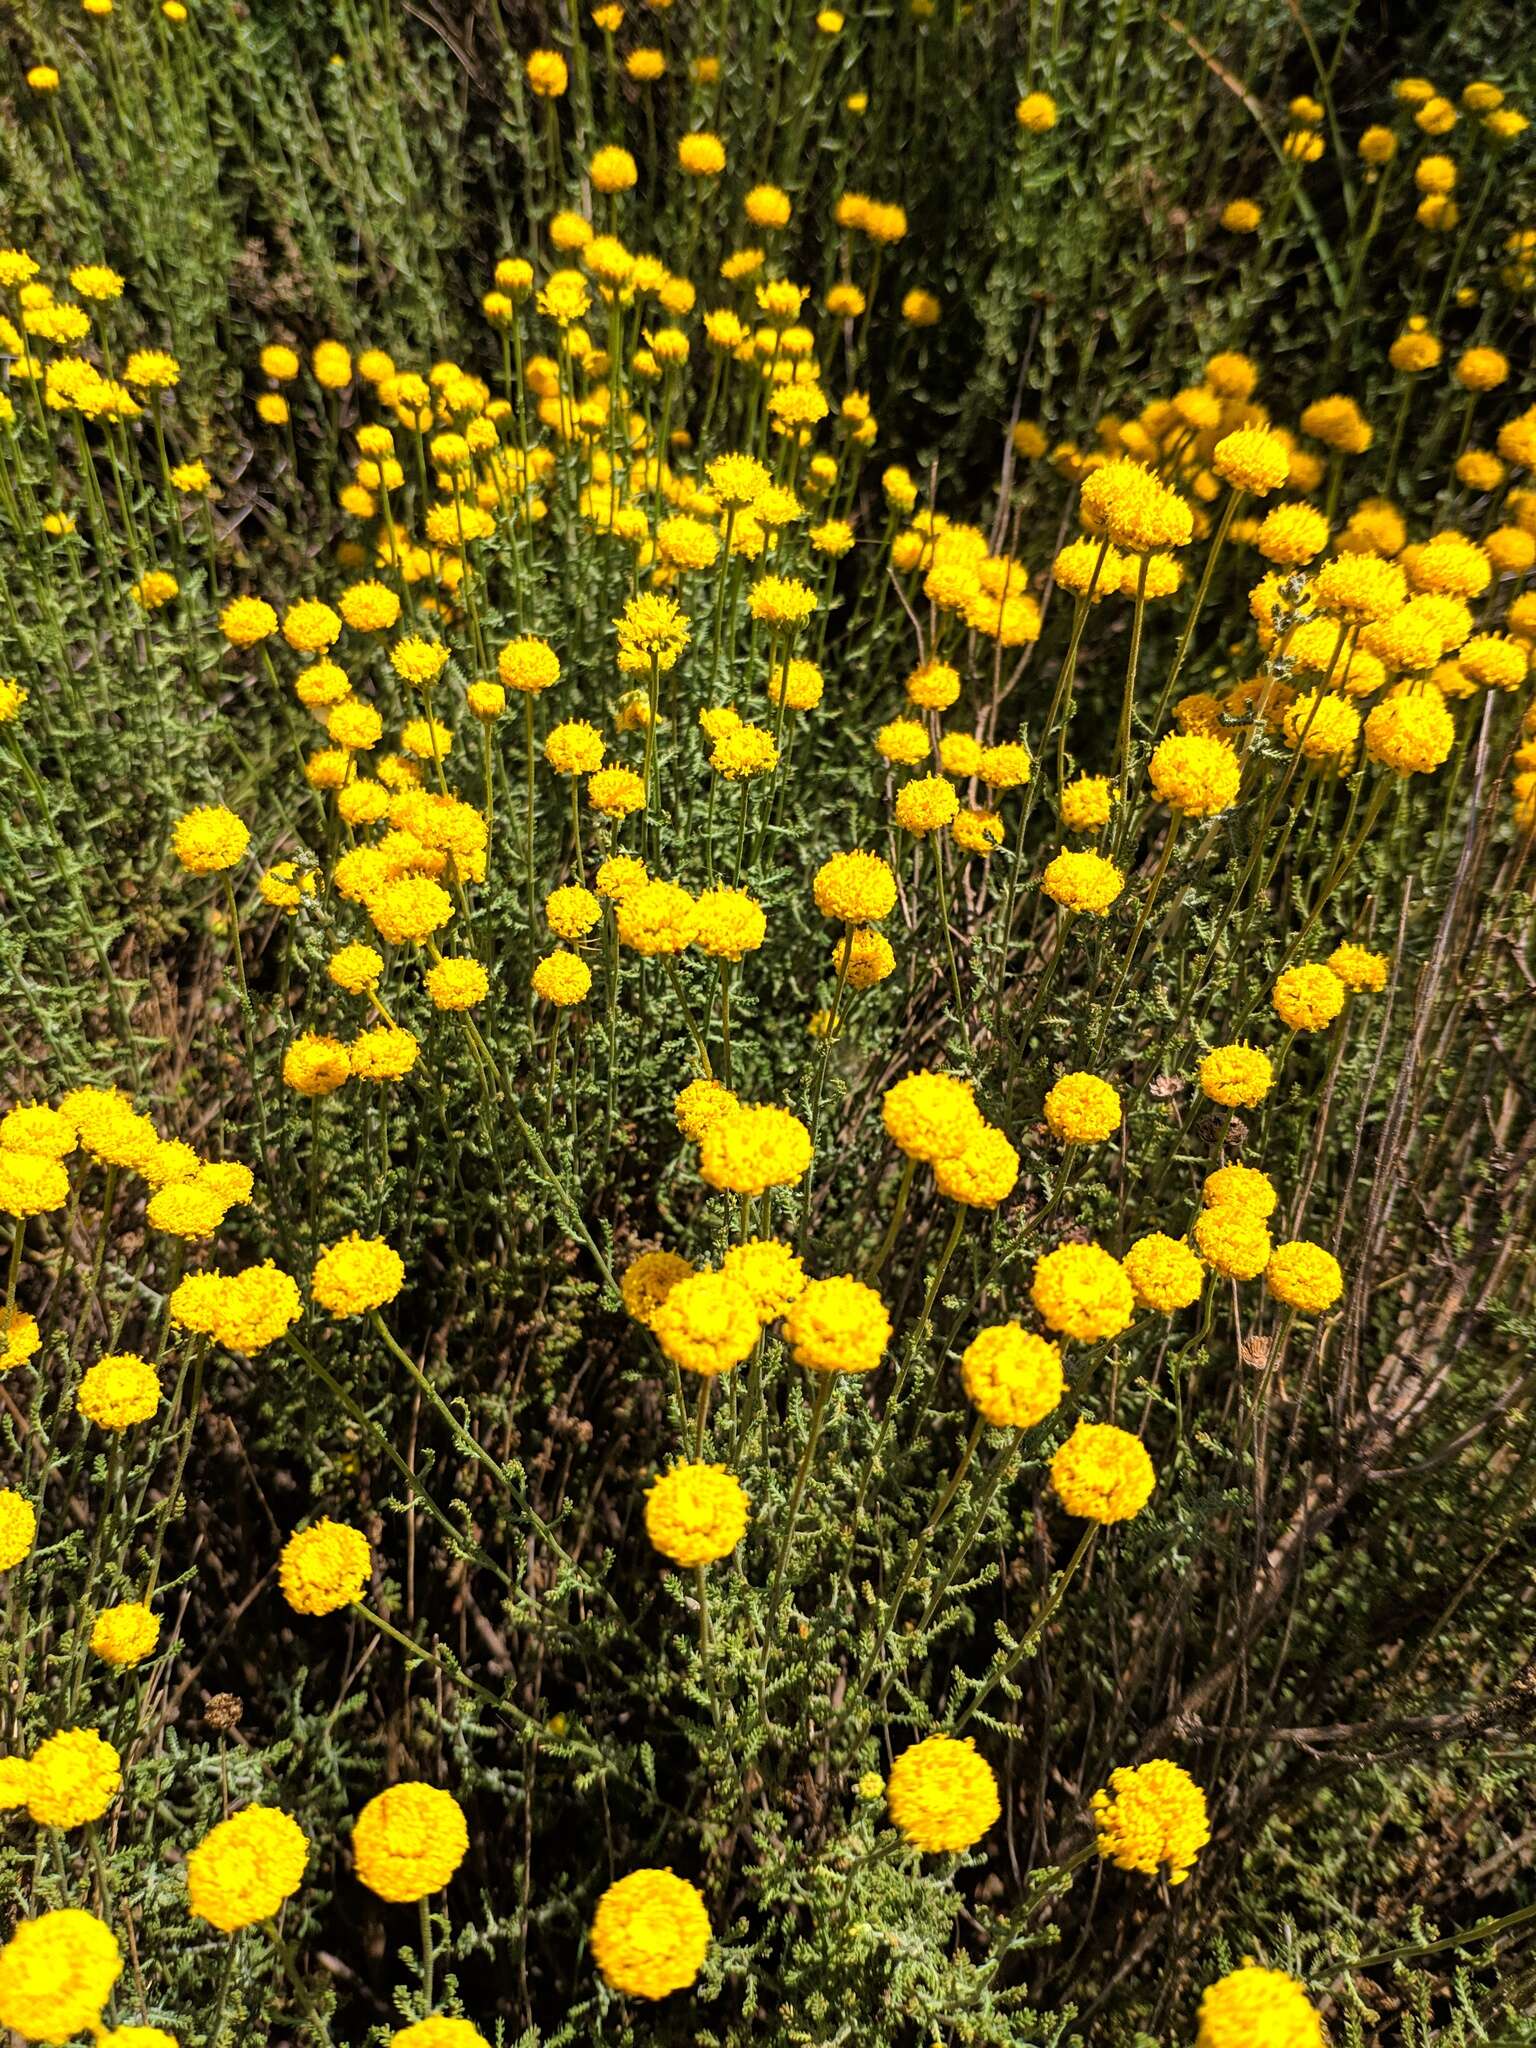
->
[[0, 5, 1531, 2046]]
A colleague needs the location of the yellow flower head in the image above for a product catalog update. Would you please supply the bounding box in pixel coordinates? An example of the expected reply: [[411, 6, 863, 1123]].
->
[[311, 1234, 405, 1318], [26, 1727, 122, 1829], [887, 1735, 1000, 1851], [590, 1868, 710, 2000], [353, 1783, 468, 1902], [782, 1274, 892, 1374], [0, 1911, 123, 2044], [645, 1463, 749, 1567], [1093, 1759, 1210, 1883], [1051, 1420, 1155, 1521], [187, 1807, 309, 1930], [960, 1324, 1063, 1429]]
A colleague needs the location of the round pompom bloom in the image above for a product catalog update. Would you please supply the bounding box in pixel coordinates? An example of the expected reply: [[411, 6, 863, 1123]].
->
[[1459, 633, 1527, 691], [1093, 1759, 1210, 1884], [1389, 327, 1442, 374], [280, 1519, 371, 1615], [1365, 689, 1455, 775], [145, 1182, 229, 1242], [937, 730, 983, 779], [1273, 962, 1346, 1032], [1198, 1042, 1274, 1109], [905, 658, 960, 711], [1327, 942, 1387, 993], [651, 1271, 760, 1378], [674, 1080, 738, 1146], [1, 1102, 75, 1159], [391, 2021, 489, 2048], [877, 719, 930, 768], [745, 182, 791, 228], [312, 340, 352, 389], [1031, 1244, 1134, 1342], [187, 1806, 310, 1930], [312, 1234, 405, 1318], [832, 926, 897, 988], [678, 130, 727, 176], [172, 806, 250, 874], [1016, 90, 1057, 132], [1, 1308, 40, 1374], [645, 1462, 749, 1567], [1412, 531, 1492, 599], [1193, 1204, 1272, 1280], [619, 1248, 696, 1332], [953, 808, 1005, 856], [887, 1734, 1000, 1852], [531, 950, 592, 1006], [282, 599, 342, 655], [0, 1490, 38, 1571], [935, 1124, 1020, 1208], [1080, 458, 1193, 554], [204, 1263, 299, 1354], [563, 750, 633, 812], [1059, 776, 1114, 833], [616, 879, 695, 956], [425, 957, 490, 1012], [283, 1033, 351, 1097], [525, 47, 567, 95], [1050, 1420, 1155, 1522], [1148, 732, 1241, 816], [1124, 1233, 1204, 1313], [1042, 847, 1124, 915], [747, 573, 817, 629], [1266, 1240, 1344, 1314], [1044, 1073, 1121, 1145], [368, 875, 455, 948], [1300, 393, 1372, 454], [589, 144, 638, 192], [1256, 502, 1330, 566], [77, 1354, 159, 1431], [1213, 426, 1289, 496], [391, 637, 452, 689], [814, 850, 897, 924], [219, 596, 277, 647], [496, 636, 560, 694], [26, 1728, 121, 1829], [0, 1152, 69, 1218], [338, 580, 401, 633], [1203, 1163, 1277, 1218], [699, 1104, 812, 1194], [0, 1910, 123, 2044], [783, 1275, 892, 1375], [545, 720, 605, 776], [1196, 1964, 1325, 2048], [882, 1073, 983, 1163], [722, 1238, 805, 1321], [590, 1868, 710, 2001], [1054, 536, 1124, 598], [692, 887, 767, 961], [89, 1602, 159, 1667], [1281, 689, 1361, 764], [979, 739, 1033, 793], [1313, 552, 1409, 625], [593, 859, 646, 911], [1455, 344, 1509, 393], [353, 1783, 468, 1903], [0, 1757, 29, 1810], [768, 658, 825, 712], [960, 1324, 1063, 1429]]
